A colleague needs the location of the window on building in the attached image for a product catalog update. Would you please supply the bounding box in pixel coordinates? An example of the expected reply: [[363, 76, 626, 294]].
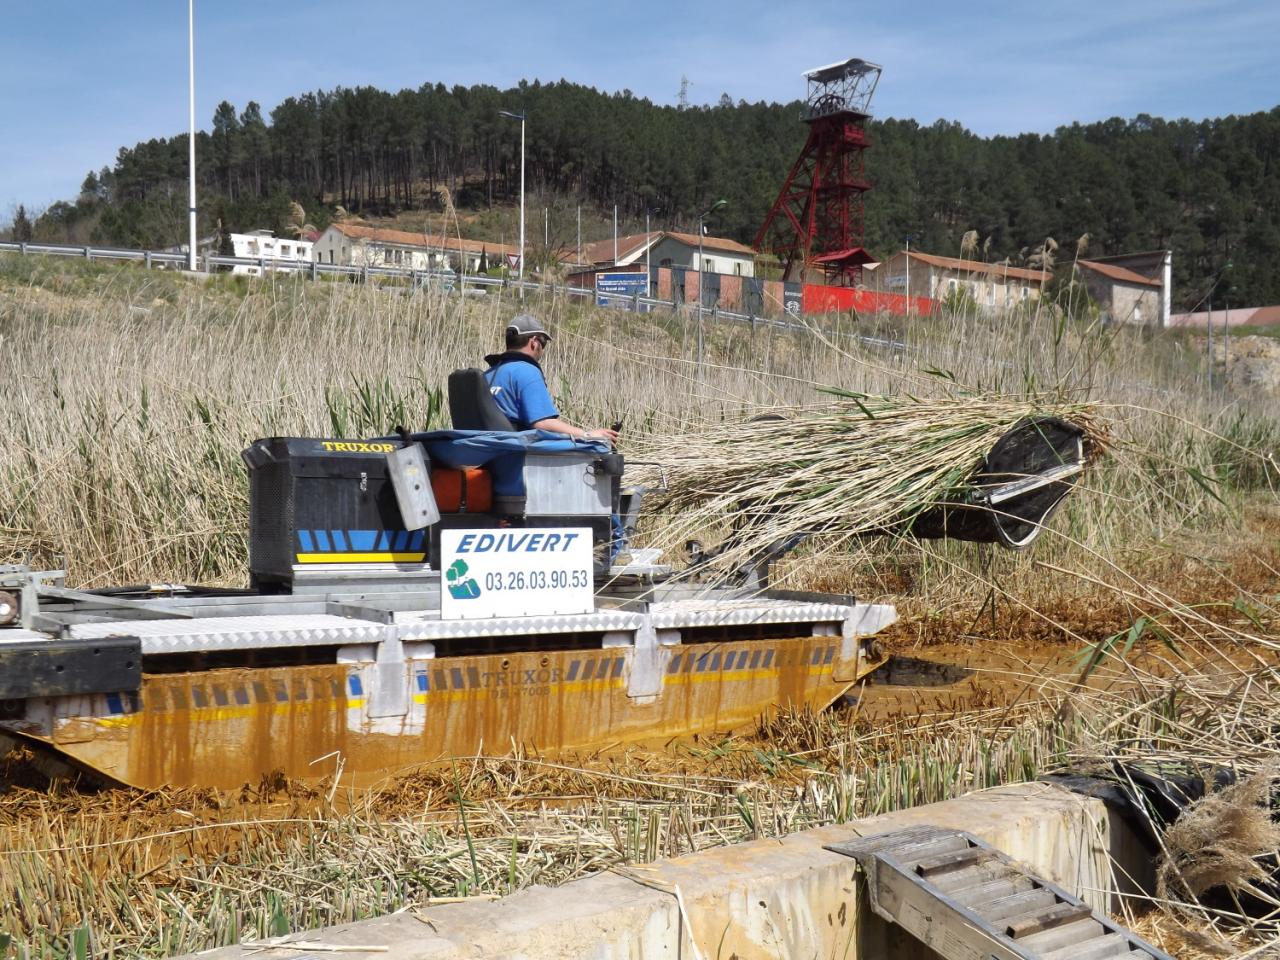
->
[[660, 257, 673, 268], [987, 283, 996, 305], [383, 248, 392, 264], [328, 250, 334, 264], [248, 241, 259, 255], [948, 278, 958, 295], [282, 244, 292, 257], [734, 261, 743, 275], [703, 258, 716, 273]]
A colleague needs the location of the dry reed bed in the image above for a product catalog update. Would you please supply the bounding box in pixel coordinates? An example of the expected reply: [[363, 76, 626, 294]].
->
[[0, 254, 1275, 589], [3, 257, 1280, 957]]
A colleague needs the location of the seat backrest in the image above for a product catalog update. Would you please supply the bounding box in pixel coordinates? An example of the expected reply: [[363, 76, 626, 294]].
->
[[448, 368, 515, 431]]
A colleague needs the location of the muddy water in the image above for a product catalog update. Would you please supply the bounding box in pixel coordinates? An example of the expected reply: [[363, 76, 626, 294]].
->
[[5, 518, 1279, 882], [849, 635, 1080, 719]]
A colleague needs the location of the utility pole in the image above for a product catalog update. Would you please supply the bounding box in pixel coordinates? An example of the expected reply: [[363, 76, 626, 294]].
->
[[1206, 295, 1213, 387], [577, 205, 581, 264], [901, 234, 921, 317], [613, 205, 618, 265], [1224, 292, 1230, 375], [187, 0, 197, 271], [1206, 258, 1234, 389], [1222, 260, 1233, 389], [645, 208, 651, 293], [498, 110, 526, 292]]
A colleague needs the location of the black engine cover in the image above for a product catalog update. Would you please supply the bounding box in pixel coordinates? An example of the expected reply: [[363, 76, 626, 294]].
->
[[242, 437, 421, 588]]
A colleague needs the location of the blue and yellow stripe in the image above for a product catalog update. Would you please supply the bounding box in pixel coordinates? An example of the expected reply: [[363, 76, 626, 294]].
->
[[296, 528, 427, 563]]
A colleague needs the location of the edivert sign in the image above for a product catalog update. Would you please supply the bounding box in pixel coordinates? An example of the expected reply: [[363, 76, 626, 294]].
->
[[439, 527, 594, 620]]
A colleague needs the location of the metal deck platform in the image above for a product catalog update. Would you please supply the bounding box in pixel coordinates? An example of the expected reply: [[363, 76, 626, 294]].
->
[[826, 825, 1172, 960], [1, 597, 896, 656]]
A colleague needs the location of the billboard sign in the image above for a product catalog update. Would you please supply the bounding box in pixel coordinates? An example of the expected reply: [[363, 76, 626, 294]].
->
[[596, 271, 648, 308]]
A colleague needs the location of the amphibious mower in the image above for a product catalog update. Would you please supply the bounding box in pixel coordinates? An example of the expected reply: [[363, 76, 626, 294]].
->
[[0, 377, 1085, 790]]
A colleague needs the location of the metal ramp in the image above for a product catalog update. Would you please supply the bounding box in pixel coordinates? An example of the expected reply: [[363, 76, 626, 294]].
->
[[826, 825, 1172, 960]]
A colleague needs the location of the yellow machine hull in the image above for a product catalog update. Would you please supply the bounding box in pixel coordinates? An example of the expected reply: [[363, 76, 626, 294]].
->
[[29, 634, 880, 790]]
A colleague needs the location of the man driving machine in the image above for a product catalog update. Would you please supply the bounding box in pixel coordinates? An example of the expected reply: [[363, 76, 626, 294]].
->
[[484, 314, 619, 443]]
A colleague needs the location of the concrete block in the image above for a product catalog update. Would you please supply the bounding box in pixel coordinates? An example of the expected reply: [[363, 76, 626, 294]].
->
[[182, 781, 1121, 960]]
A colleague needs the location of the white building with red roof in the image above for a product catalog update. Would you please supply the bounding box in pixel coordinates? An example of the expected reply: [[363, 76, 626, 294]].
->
[[313, 222, 518, 273], [579, 230, 757, 278], [873, 249, 1051, 311], [1076, 250, 1172, 327]]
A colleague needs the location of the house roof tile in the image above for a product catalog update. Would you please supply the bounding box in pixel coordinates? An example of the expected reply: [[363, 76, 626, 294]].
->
[[330, 222, 517, 257], [905, 250, 1050, 283], [1078, 260, 1162, 287], [580, 232, 658, 265], [662, 230, 757, 256], [581, 230, 755, 266]]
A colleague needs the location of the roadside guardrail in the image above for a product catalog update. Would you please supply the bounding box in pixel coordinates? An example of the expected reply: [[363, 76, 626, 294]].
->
[[0, 239, 910, 355]]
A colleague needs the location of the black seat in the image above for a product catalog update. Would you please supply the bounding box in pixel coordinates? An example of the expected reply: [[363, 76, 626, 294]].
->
[[447, 368, 515, 431]]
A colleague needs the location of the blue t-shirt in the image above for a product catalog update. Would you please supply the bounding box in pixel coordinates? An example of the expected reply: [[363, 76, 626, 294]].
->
[[484, 359, 559, 430]]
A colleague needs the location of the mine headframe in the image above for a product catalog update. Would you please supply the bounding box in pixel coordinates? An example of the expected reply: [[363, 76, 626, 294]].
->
[[753, 57, 882, 287]]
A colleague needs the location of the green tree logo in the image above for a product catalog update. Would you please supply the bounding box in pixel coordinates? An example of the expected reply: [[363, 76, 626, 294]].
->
[[445, 559, 481, 600]]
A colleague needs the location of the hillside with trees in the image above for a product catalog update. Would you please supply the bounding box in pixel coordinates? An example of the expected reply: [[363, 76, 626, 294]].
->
[[18, 79, 1280, 309]]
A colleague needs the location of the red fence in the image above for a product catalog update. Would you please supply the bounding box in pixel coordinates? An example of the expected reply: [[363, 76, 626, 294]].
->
[[802, 284, 934, 317]]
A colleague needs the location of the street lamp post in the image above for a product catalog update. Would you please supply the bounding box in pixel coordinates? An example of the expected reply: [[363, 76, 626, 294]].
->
[[696, 198, 727, 322], [498, 110, 526, 289]]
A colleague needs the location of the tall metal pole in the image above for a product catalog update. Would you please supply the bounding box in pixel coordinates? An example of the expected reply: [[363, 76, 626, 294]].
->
[[187, 0, 197, 271], [904, 236, 910, 317], [693, 199, 725, 337], [645, 209, 650, 292], [1206, 295, 1213, 387], [1222, 260, 1233, 387], [576, 205, 581, 264], [518, 115, 525, 287], [544, 207, 548, 249], [613, 205, 618, 264], [697, 215, 704, 323], [1224, 291, 1230, 383], [499, 111, 527, 289]]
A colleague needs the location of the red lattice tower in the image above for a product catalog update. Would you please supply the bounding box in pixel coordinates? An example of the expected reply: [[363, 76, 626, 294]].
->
[[754, 58, 881, 286]]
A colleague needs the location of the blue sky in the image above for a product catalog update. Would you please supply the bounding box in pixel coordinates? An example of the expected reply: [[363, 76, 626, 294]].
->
[[3, 0, 1278, 214]]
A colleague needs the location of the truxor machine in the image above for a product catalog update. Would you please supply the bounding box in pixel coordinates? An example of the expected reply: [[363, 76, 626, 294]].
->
[[0, 373, 1085, 789]]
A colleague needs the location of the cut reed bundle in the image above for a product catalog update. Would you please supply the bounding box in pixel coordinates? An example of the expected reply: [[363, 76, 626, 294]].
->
[[632, 393, 1106, 577]]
